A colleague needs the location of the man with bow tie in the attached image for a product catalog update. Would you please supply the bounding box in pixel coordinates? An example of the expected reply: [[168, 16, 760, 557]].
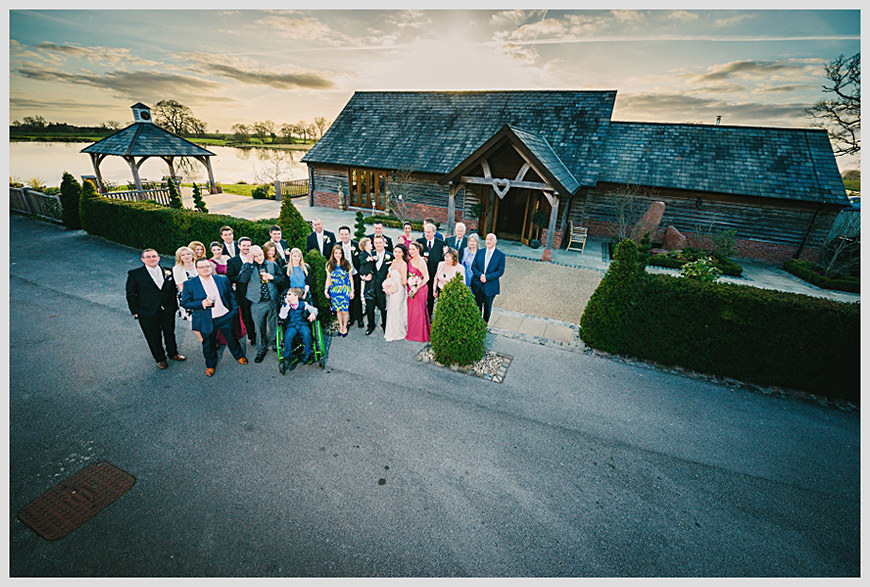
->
[[416, 222, 445, 319], [126, 248, 186, 370], [366, 235, 392, 334]]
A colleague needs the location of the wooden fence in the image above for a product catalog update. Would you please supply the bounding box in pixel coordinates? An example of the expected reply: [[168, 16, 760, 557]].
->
[[102, 188, 172, 206], [10, 188, 63, 223], [826, 207, 860, 242], [275, 179, 309, 200]]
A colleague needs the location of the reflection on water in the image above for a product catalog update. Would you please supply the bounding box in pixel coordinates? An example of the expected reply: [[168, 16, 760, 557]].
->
[[10, 142, 310, 187]]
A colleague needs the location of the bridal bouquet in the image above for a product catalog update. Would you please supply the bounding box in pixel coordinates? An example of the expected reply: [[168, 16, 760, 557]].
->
[[382, 279, 397, 296], [408, 274, 422, 298]]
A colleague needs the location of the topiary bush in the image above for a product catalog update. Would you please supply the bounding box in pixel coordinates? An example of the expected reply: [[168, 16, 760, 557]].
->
[[191, 182, 208, 213], [354, 210, 367, 240], [59, 171, 82, 229], [278, 196, 312, 252], [167, 177, 183, 209], [303, 249, 333, 325], [430, 274, 487, 366]]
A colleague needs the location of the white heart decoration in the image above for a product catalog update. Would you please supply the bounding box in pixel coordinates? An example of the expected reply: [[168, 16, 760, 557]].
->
[[493, 179, 511, 198]]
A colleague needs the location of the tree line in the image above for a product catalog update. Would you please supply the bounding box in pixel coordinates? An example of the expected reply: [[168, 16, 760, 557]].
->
[[11, 99, 332, 145]]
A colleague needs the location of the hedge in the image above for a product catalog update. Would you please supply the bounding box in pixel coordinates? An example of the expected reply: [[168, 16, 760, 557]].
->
[[783, 259, 860, 294], [430, 274, 487, 366], [581, 240, 860, 403], [79, 191, 276, 257], [365, 215, 439, 231]]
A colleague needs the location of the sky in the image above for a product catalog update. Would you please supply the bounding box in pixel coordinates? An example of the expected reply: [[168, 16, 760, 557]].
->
[[6, 5, 862, 170]]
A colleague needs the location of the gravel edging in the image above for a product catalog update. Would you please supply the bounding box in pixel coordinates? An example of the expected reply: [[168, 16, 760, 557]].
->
[[415, 345, 513, 383]]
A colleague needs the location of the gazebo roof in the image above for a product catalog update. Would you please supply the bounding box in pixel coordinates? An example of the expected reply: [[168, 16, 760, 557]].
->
[[81, 123, 215, 157]]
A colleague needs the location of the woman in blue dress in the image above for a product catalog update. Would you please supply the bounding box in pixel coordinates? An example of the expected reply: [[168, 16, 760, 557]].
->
[[324, 244, 354, 336], [285, 247, 311, 300], [461, 233, 481, 287]]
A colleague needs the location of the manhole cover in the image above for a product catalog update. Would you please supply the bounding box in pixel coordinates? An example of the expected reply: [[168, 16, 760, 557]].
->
[[17, 461, 136, 541]]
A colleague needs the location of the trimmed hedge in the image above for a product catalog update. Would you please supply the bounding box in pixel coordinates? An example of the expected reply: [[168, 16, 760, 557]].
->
[[783, 259, 860, 294], [430, 274, 487, 366], [59, 171, 82, 229], [303, 249, 333, 325], [647, 248, 743, 276], [581, 240, 860, 403], [365, 215, 439, 231], [79, 192, 275, 256]]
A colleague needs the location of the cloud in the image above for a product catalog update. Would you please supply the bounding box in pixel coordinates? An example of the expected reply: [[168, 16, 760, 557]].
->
[[611, 10, 644, 24], [489, 10, 543, 27], [614, 92, 812, 126], [387, 10, 431, 29], [695, 59, 817, 84], [714, 14, 756, 27], [34, 42, 160, 67], [668, 10, 699, 23], [251, 12, 354, 46], [16, 65, 221, 100], [181, 53, 335, 90]]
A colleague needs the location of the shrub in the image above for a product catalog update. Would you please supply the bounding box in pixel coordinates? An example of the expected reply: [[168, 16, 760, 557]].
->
[[366, 214, 437, 231], [354, 210, 367, 240], [430, 274, 487, 366], [167, 177, 183, 209], [79, 192, 273, 256], [580, 241, 861, 403], [277, 196, 312, 252], [59, 171, 82, 229], [251, 185, 272, 200], [303, 249, 333, 325], [191, 183, 208, 213], [783, 259, 860, 293], [680, 256, 721, 283]]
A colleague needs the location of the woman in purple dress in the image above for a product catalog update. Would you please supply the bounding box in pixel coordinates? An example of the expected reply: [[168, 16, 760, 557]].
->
[[405, 241, 431, 342]]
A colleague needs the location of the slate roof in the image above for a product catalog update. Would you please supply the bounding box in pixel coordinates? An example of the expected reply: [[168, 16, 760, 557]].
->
[[81, 123, 215, 157], [302, 90, 616, 186], [598, 121, 848, 205], [508, 125, 581, 195]]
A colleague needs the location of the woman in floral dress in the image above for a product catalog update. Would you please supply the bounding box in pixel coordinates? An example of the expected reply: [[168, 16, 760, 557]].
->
[[324, 244, 354, 337]]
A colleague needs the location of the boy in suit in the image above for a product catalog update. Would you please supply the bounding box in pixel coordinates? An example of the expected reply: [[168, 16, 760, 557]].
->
[[277, 288, 318, 373], [125, 248, 186, 369]]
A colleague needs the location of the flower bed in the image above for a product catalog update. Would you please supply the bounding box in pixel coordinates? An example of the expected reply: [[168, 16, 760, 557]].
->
[[783, 259, 860, 293], [647, 248, 743, 276]]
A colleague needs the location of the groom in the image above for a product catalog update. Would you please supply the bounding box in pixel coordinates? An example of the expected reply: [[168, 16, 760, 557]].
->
[[366, 235, 392, 335]]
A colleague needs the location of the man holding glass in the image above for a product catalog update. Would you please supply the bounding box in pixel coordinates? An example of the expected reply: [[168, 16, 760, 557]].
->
[[181, 258, 248, 376], [238, 244, 287, 363]]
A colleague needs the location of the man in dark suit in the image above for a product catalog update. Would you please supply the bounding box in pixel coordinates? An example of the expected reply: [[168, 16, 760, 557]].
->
[[366, 235, 393, 334], [305, 217, 336, 256], [181, 259, 248, 377], [416, 222, 445, 319], [267, 224, 289, 267], [225, 236, 257, 346], [444, 221, 468, 261], [471, 233, 506, 324], [219, 225, 239, 258], [125, 248, 186, 369], [337, 225, 364, 328], [366, 221, 393, 253]]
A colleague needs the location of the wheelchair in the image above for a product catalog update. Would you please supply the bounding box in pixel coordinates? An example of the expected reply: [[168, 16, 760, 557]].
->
[[275, 317, 328, 373]]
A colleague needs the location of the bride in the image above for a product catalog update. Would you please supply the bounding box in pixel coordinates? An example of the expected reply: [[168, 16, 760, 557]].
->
[[384, 243, 408, 341]]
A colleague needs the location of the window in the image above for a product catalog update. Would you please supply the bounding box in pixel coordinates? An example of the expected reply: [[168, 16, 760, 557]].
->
[[348, 168, 388, 210]]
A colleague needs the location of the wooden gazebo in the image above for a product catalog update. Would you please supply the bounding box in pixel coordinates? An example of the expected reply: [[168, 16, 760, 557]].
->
[[81, 102, 218, 194]]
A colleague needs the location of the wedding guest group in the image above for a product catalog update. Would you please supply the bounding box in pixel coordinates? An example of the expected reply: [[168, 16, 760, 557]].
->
[[129, 220, 504, 374]]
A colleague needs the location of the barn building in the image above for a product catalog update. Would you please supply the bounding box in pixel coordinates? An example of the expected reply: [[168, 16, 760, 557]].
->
[[301, 90, 848, 264]]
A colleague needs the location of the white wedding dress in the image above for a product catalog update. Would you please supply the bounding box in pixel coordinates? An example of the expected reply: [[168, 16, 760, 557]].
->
[[384, 268, 408, 341]]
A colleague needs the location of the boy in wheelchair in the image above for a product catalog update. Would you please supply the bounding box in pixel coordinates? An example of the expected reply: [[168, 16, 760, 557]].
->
[[277, 287, 318, 374]]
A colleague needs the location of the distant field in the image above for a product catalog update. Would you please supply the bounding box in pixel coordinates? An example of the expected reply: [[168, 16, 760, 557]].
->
[[843, 178, 860, 191]]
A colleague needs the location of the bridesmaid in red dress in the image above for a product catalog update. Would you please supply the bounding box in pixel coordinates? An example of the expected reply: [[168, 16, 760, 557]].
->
[[405, 241, 431, 342]]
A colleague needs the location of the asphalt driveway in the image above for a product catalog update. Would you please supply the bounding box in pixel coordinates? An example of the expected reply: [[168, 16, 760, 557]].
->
[[8, 215, 860, 577]]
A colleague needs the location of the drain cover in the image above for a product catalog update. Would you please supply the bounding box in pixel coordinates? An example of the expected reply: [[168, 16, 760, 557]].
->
[[17, 461, 136, 541]]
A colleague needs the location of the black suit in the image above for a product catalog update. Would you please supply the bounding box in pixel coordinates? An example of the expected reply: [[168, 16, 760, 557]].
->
[[417, 236, 445, 318], [220, 240, 239, 258], [126, 264, 180, 363], [226, 254, 256, 344], [306, 230, 337, 257], [366, 232, 393, 253], [445, 234, 468, 261], [367, 249, 393, 330]]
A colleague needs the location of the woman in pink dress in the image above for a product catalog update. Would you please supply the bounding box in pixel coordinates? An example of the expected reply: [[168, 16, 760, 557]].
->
[[405, 241, 431, 342], [397, 221, 415, 248]]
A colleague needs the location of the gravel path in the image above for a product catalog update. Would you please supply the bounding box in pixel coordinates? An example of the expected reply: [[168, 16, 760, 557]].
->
[[494, 257, 603, 324]]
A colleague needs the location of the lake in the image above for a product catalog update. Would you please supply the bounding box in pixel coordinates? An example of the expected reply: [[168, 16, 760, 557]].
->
[[9, 142, 310, 188]]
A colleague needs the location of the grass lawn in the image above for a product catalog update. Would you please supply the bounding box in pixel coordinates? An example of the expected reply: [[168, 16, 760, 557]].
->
[[181, 183, 259, 197]]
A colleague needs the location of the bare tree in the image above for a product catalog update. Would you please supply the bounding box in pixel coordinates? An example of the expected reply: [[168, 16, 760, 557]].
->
[[101, 120, 122, 131], [252, 120, 276, 141], [610, 184, 651, 241], [313, 116, 330, 139], [154, 100, 206, 136], [279, 123, 296, 143], [231, 123, 250, 142], [806, 53, 860, 157]]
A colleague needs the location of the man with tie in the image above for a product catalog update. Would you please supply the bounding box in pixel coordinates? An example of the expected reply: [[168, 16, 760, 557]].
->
[[416, 222, 445, 319], [225, 237, 257, 346], [471, 233, 506, 324], [126, 248, 186, 370], [267, 225, 290, 267], [444, 222, 468, 260], [337, 225, 364, 328], [219, 225, 238, 258], [366, 221, 393, 253], [305, 217, 336, 256], [180, 259, 248, 376], [366, 235, 392, 334]]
